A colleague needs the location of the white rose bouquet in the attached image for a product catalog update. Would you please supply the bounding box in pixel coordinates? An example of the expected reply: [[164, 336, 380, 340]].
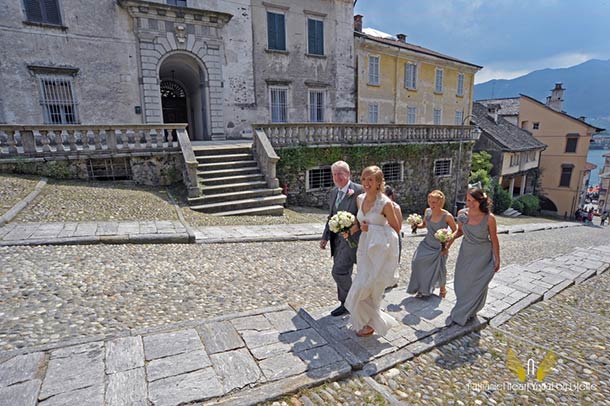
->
[[407, 213, 423, 234], [434, 228, 453, 250], [329, 210, 357, 247]]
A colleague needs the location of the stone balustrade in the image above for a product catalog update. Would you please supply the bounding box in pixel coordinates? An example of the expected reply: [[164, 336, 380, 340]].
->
[[254, 123, 479, 148], [0, 124, 186, 158], [253, 128, 280, 189]]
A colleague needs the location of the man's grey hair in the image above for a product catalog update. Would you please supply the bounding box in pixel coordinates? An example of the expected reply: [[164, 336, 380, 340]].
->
[[331, 160, 350, 173]]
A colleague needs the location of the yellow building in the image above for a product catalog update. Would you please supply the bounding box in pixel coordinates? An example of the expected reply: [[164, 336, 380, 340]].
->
[[354, 16, 481, 125], [480, 84, 604, 217]]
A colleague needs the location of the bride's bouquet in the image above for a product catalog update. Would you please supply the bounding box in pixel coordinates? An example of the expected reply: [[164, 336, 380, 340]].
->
[[406, 213, 423, 234], [434, 228, 453, 250], [329, 210, 357, 247]]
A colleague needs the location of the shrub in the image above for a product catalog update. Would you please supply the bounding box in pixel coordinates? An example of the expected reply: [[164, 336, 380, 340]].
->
[[516, 194, 540, 216], [511, 199, 525, 213], [490, 179, 512, 214]]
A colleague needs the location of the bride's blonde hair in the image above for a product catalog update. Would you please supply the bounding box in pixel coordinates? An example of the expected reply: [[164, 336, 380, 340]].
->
[[361, 165, 385, 193]]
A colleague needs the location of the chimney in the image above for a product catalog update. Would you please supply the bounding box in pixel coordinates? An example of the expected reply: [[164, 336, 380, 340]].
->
[[354, 14, 363, 32], [579, 116, 586, 121], [487, 104, 500, 123], [396, 33, 407, 43], [546, 82, 564, 112]]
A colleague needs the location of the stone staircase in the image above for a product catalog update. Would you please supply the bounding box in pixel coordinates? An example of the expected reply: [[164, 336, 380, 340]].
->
[[187, 143, 286, 216]]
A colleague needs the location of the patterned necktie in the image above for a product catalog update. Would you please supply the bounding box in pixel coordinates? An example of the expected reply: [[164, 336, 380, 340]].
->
[[335, 190, 345, 208]]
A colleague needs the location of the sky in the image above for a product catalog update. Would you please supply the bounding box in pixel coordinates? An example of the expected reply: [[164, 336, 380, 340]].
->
[[354, 0, 610, 84]]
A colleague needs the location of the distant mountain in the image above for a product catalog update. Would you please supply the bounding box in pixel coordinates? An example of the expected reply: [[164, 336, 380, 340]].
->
[[474, 59, 610, 131]]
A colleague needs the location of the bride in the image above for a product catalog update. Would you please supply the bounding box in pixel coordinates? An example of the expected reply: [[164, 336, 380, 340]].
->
[[344, 165, 401, 337]]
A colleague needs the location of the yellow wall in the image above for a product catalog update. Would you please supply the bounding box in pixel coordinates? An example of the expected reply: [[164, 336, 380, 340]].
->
[[519, 97, 596, 216], [355, 37, 479, 125]]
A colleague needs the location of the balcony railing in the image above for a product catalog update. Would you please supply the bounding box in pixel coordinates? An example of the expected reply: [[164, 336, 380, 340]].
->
[[254, 123, 479, 148], [0, 124, 187, 158]]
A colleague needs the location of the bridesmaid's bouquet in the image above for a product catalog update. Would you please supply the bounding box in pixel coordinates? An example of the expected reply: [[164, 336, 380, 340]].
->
[[434, 228, 453, 250], [407, 213, 423, 234], [329, 210, 357, 247]]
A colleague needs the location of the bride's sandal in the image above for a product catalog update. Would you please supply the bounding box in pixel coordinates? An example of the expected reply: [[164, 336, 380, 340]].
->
[[439, 286, 447, 298], [356, 326, 375, 337]]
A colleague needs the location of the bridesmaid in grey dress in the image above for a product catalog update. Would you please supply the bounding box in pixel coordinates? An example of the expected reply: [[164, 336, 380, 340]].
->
[[407, 190, 457, 298], [448, 187, 501, 326]]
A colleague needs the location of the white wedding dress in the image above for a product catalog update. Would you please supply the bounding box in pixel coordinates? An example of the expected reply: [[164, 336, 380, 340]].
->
[[345, 192, 399, 336]]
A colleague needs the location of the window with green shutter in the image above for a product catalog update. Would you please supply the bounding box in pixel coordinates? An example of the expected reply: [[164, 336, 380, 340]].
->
[[307, 18, 324, 55], [24, 0, 62, 25], [267, 12, 286, 51]]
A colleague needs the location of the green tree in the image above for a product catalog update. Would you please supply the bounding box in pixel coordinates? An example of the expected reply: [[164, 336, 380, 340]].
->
[[469, 151, 493, 191]]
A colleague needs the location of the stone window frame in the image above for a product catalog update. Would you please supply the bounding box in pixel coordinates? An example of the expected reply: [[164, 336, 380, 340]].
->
[[454, 109, 464, 125], [404, 62, 417, 90], [22, 0, 64, 28], [269, 86, 289, 123], [456, 72, 465, 97], [28, 66, 80, 125], [307, 88, 326, 123], [434, 158, 452, 177], [306, 166, 333, 191], [265, 4, 289, 52], [382, 161, 404, 183], [565, 133, 579, 153], [306, 16, 325, 56], [368, 55, 380, 86], [434, 68, 444, 94], [406, 106, 417, 124]]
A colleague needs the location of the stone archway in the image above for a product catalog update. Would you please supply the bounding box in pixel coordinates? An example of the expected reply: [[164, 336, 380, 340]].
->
[[120, 0, 232, 140], [159, 53, 211, 140]]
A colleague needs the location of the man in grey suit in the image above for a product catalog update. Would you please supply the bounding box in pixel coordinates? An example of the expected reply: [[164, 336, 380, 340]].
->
[[320, 161, 363, 316]]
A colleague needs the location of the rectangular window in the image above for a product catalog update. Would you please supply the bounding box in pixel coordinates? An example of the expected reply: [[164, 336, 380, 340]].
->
[[267, 12, 286, 51], [407, 106, 416, 124], [368, 104, 379, 123], [559, 166, 573, 187], [457, 73, 465, 96], [433, 108, 442, 125], [455, 110, 464, 125], [38, 74, 79, 124], [404, 63, 417, 89], [510, 153, 520, 167], [166, 0, 187, 6], [382, 162, 403, 183], [24, 0, 62, 25], [368, 55, 379, 85], [307, 18, 324, 55], [308, 90, 324, 122], [565, 136, 578, 153], [307, 167, 333, 190], [435, 68, 444, 93], [533, 122, 540, 130], [269, 87, 288, 123], [434, 159, 451, 177]]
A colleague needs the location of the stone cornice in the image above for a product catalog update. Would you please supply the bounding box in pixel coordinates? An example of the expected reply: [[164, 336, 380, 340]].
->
[[118, 0, 232, 26]]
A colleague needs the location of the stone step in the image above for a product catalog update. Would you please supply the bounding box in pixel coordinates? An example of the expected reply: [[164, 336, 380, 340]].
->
[[503, 208, 522, 217], [197, 160, 258, 171], [189, 195, 286, 213], [200, 174, 266, 186], [188, 188, 283, 205], [197, 167, 261, 178], [201, 180, 269, 193], [193, 145, 252, 156], [196, 153, 253, 164], [208, 204, 285, 216]]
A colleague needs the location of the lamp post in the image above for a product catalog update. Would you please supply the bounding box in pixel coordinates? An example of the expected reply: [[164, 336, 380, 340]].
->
[[453, 115, 480, 216]]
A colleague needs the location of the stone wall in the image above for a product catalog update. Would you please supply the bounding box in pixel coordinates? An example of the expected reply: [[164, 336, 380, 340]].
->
[[0, 154, 184, 186], [276, 143, 474, 214]]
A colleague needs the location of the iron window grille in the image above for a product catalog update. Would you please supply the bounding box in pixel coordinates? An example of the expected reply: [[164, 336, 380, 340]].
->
[[307, 167, 333, 190], [270, 87, 288, 123], [434, 159, 452, 177], [308, 90, 325, 122], [382, 162, 403, 183], [38, 74, 79, 124]]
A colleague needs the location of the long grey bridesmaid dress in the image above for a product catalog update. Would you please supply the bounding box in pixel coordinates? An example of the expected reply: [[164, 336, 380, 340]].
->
[[407, 209, 449, 296], [450, 210, 496, 326]]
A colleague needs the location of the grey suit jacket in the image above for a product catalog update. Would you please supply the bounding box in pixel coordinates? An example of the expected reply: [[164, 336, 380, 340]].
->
[[322, 181, 363, 257]]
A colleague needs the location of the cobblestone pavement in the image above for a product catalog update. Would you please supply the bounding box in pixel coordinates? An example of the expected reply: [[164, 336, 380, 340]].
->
[[264, 271, 610, 406], [0, 225, 607, 352], [0, 174, 40, 213], [12, 180, 178, 223]]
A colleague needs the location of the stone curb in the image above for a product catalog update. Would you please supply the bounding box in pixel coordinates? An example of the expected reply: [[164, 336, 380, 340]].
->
[[0, 177, 47, 227], [0, 232, 191, 246], [166, 190, 197, 243]]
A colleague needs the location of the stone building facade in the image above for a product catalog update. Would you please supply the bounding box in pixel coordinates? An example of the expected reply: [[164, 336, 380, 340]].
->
[[0, 0, 356, 140]]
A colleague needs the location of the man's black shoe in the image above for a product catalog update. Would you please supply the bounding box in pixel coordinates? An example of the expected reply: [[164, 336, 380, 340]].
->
[[330, 305, 348, 317]]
